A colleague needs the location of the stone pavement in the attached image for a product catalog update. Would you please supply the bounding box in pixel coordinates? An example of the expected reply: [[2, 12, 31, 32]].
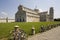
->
[[28, 26, 60, 40]]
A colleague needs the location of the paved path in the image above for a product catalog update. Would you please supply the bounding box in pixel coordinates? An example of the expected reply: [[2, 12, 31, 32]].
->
[[28, 26, 60, 40]]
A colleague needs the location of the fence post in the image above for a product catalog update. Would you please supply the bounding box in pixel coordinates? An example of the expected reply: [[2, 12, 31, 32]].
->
[[6, 17, 8, 23], [32, 26, 35, 35]]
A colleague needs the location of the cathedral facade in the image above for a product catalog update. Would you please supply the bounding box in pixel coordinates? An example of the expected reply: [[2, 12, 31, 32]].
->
[[15, 5, 54, 22]]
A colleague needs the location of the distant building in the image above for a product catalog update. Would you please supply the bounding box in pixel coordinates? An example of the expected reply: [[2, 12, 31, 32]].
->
[[15, 5, 54, 22]]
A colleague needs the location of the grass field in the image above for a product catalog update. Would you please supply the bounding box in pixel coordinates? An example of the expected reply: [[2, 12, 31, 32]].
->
[[0, 22, 60, 39]]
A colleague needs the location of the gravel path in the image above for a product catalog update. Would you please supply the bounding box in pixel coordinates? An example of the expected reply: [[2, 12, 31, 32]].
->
[[28, 26, 60, 40]]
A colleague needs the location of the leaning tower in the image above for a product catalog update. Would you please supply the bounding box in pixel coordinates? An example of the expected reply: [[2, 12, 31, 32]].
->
[[49, 7, 54, 21]]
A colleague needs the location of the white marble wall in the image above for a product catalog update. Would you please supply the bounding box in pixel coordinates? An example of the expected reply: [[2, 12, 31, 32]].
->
[[0, 19, 15, 23]]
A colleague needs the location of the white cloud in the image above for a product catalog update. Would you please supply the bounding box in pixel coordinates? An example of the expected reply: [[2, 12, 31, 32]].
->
[[39, 9, 43, 12], [0, 11, 8, 18], [0, 17, 4, 18], [1, 11, 7, 16]]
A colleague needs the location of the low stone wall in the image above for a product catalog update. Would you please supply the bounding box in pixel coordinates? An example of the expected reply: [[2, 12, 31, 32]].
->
[[39, 23, 60, 33]]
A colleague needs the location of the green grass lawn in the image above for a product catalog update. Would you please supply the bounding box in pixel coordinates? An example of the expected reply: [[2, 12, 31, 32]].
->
[[0, 22, 60, 39]]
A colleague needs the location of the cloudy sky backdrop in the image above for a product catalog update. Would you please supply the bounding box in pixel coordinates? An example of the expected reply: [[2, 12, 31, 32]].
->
[[0, 0, 60, 19]]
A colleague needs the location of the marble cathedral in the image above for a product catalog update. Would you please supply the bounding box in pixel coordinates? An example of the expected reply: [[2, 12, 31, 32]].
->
[[15, 5, 54, 22]]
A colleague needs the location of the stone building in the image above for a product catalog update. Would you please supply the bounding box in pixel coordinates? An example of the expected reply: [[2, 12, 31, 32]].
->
[[15, 5, 54, 22]]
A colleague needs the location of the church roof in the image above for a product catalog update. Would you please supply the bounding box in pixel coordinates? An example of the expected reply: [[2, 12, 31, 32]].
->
[[18, 5, 40, 14]]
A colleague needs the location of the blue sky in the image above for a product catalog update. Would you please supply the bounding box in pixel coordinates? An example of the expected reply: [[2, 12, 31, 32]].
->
[[0, 0, 60, 19]]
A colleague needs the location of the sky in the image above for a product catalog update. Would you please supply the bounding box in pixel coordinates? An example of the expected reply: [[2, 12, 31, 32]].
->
[[0, 0, 60, 19]]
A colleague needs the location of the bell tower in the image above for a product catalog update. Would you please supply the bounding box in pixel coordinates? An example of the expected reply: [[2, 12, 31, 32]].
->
[[49, 7, 54, 21]]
